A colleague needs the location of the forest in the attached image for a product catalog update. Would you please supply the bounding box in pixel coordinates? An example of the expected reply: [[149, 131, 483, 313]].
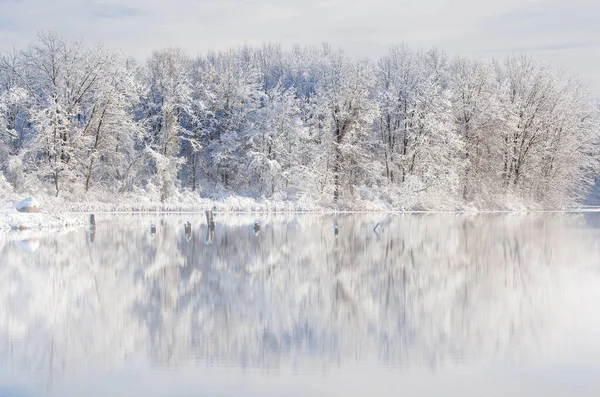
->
[[1, 32, 599, 210]]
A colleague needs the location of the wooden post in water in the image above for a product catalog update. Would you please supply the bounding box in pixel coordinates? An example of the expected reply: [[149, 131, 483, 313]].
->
[[373, 222, 380, 235], [205, 210, 215, 230], [184, 221, 192, 241], [205, 210, 215, 244], [253, 221, 261, 235], [89, 214, 96, 243]]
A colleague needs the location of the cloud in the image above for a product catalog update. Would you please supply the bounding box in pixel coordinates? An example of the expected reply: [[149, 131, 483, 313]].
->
[[92, 3, 146, 19], [259, 5, 297, 22], [317, 0, 348, 8], [464, 0, 600, 50], [482, 41, 600, 54], [0, 16, 17, 31], [0, 0, 599, 96]]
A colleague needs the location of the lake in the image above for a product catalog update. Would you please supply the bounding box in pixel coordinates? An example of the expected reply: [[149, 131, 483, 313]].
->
[[1, 213, 600, 397]]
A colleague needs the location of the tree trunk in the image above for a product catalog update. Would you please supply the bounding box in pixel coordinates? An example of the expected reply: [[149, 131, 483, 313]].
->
[[85, 157, 95, 192], [54, 170, 60, 197], [85, 107, 107, 192], [333, 125, 342, 203], [191, 153, 197, 192]]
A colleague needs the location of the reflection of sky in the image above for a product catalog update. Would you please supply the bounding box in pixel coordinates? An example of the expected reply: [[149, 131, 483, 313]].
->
[[0, 0, 599, 96], [1, 214, 600, 396], [18, 360, 600, 397]]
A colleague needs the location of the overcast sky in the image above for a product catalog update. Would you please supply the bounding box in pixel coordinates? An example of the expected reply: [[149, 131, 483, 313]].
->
[[0, 0, 599, 96]]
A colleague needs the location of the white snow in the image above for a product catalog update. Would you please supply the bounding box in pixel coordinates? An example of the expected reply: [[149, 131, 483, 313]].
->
[[0, 205, 86, 231]]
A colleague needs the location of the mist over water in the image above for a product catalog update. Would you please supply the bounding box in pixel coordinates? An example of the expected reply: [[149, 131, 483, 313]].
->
[[2, 213, 600, 396]]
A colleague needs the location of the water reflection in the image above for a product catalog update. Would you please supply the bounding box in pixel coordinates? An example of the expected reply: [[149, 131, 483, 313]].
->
[[1, 214, 600, 396]]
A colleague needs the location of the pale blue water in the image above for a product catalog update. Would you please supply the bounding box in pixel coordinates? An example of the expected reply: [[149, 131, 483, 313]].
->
[[1, 213, 600, 397]]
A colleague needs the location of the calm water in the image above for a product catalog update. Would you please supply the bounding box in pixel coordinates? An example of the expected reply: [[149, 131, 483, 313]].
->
[[2, 213, 600, 397]]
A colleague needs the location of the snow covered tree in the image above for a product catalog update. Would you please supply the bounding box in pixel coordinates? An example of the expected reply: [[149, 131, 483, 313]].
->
[[314, 48, 377, 203], [16, 32, 110, 196], [196, 50, 263, 192], [448, 57, 503, 203], [496, 54, 600, 206], [142, 48, 194, 201], [376, 46, 463, 205], [1, 34, 598, 209], [0, 51, 30, 159], [78, 52, 143, 193], [245, 84, 306, 197], [0, 51, 35, 192]]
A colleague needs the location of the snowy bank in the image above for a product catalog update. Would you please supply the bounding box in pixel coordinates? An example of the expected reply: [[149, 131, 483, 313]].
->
[[0, 190, 560, 217], [0, 195, 446, 214], [0, 206, 86, 231]]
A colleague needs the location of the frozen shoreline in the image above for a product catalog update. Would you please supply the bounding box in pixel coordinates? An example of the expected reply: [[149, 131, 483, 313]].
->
[[0, 207, 87, 231], [2, 204, 599, 233], [1, 193, 598, 232]]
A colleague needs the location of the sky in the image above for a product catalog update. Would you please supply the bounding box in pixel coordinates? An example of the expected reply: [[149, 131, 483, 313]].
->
[[0, 0, 599, 97]]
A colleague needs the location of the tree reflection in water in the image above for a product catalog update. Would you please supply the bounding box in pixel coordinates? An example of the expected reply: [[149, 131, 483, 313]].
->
[[1, 213, 600, 393]]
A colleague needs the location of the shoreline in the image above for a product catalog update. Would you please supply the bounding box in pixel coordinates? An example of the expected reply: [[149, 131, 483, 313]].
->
[[59, 208, 600, 215], [3, 205, 600, 232]]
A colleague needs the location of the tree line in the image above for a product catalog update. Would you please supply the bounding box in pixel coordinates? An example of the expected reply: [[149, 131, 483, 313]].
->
[[1, 32, 598, 208]]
